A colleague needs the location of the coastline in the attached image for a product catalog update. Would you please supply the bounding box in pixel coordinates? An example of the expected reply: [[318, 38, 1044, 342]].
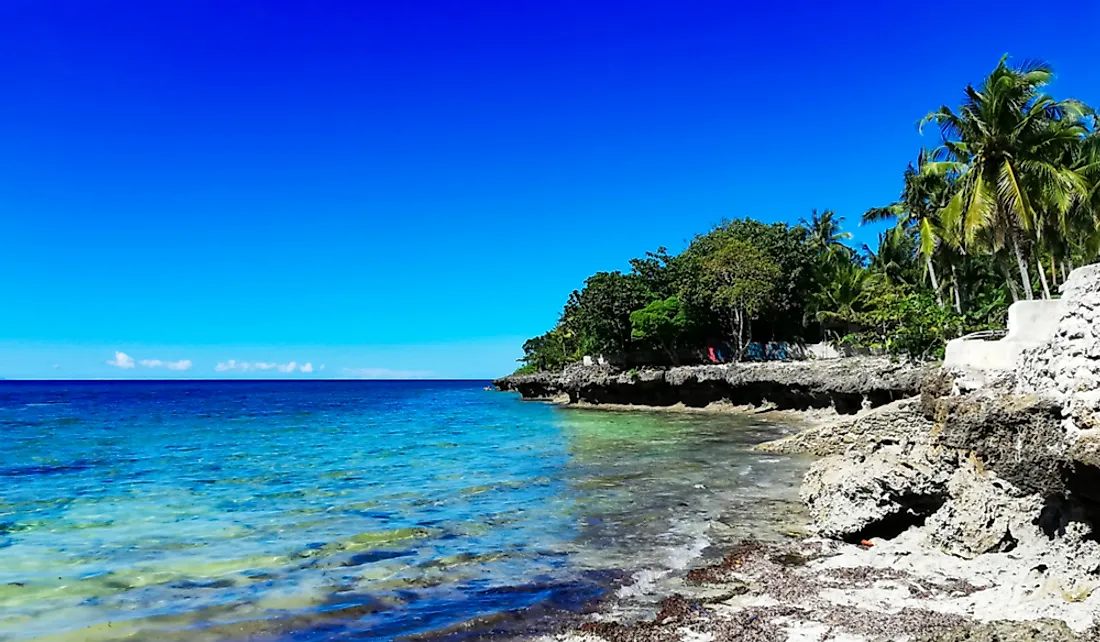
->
[[493, 267, 1100, 641], [534, 533, 1100, 642], [500, 390, 1100, 642], [494, 358, 931, 417], [500, 394, 1100, 642]]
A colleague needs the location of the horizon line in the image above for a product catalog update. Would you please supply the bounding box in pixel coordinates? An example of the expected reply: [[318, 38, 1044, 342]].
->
[[0, 378, 495, 382]]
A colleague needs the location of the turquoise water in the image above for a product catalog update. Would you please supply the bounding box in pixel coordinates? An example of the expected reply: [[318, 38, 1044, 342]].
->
[[0, 381, 807, 641]]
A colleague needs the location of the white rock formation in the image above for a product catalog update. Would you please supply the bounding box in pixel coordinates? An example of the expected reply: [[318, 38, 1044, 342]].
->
[[1018, 264, 1100, 438]]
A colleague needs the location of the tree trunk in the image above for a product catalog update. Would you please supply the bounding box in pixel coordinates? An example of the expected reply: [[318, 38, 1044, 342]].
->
[[731, 310, 745, 361], [926, 257, 944, 307], [1061, 260, 1069, 283], [951, 264, 963, 314], [1000, 261, 1020, 302], [1037, 253, 1052, 299], [661, 340, 679, 366], [1010, 234, 1034, 300], [738, 311, 749, 360]]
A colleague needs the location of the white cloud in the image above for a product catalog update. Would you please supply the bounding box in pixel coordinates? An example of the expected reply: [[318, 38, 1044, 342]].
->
[[319, 364, 326, 371], [139, 359, 193, 371], [215, 360, 249, 372], [342, 367, 434, 379], [107, 352, 135, 369], [109, 352, 192, 371], [215, 360, 314, 374]]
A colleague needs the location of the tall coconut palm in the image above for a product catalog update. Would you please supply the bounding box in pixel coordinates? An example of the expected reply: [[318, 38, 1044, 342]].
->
[[864, 224, 919, 287], [1058, 129, 1100, 272], [801, 209, 853, 264], [863, 150, 955, 308], [813, 261, 871, 338], [921, 56, 1092, 299]]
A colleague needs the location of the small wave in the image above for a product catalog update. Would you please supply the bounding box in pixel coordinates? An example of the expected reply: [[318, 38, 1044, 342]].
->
[[666, 520, 711, 570], [617, 568, 668, 598], [617, 518, 711, 598]]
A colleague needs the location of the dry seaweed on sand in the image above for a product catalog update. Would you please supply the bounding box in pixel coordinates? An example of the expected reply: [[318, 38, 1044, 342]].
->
[[818, 566, 986, 598], [684, 540, 765, 585]]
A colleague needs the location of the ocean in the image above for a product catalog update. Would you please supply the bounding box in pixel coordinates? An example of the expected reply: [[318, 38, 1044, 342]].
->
[[0, 380, 807, 641]]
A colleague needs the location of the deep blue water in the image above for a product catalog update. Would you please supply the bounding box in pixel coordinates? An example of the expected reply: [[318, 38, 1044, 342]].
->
[[0, 381, 806, 641]]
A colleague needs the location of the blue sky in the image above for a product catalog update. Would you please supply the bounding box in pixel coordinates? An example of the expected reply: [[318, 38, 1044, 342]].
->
[[1, 1, 1099, 379]]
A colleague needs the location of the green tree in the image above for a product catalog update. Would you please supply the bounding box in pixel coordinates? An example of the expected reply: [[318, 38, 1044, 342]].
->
[[569, 271, 652, 357], [628, 247, 679, 300], [812, 261, 871, 337], [702, 239, 782, 358], [682, 218, 817, 342], [801, 209, 853, 264], [517, 331, 568, 372], [863, 150, 957, 309], [864, 224, 920, 287], [630, 296, 688, 364], [922, 55, 1093, 300]]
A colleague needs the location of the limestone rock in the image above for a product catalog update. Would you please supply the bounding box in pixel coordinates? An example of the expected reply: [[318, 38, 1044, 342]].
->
[[1018, 264, 1100, 436], [923, 466, 1041, 558], [1067, 434, 1100, 469], [915, 619, 1094, 642], [494, 357, 931, 413], [757, 397, 932, 456], [929, 390, 1067, 496], [801, 444, 950, 541]]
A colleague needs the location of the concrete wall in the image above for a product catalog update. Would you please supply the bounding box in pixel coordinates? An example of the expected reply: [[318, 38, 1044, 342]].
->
[[944, 298, 1066, 372], [1005, 300, 1064, 343]]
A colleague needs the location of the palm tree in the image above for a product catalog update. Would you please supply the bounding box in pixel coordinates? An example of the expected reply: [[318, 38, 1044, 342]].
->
[[801, 209, 853, 264], [921, 56, 1092, 299], [1056, 129, 1100, 275], [813, 261, 871, 338], [864, 224, 919, 287], [863, 150, 955, 308]]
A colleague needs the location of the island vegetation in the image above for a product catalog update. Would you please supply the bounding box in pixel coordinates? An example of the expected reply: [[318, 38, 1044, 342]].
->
[[516, 57, 1100, 374]]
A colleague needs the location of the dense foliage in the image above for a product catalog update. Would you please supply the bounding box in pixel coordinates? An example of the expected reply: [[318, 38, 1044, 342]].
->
[[517, 57, 1099, 372]]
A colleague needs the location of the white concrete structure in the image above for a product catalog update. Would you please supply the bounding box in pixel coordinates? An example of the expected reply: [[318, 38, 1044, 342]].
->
[[944, 299, 1065, 371]]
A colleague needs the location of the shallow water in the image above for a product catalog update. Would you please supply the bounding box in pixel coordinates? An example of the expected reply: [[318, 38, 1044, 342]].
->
[[0, 381, 807, 641]]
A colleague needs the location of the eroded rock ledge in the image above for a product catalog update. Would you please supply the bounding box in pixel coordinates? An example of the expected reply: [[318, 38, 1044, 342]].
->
[[776, 265, 1100, 636], [494, 358, 932, 415]]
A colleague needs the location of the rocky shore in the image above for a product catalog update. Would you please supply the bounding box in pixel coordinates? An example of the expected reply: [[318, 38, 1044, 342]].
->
[[494, 358, 932, 415], [519, 266, 1100, 641]]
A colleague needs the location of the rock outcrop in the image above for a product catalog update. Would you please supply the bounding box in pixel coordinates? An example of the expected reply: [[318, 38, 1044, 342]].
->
[[916, 620, 1096, 642], [759, 397, 934, 456], [1019, 263, 1100, 437], [801, 442, 950, 541], [929, 390, 1067, 497], [495, 357, 931, 414], [794, 264, 1100, 623]]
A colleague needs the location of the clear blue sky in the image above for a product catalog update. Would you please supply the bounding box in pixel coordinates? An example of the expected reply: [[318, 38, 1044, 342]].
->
[[1, 1, 1098, 379]]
